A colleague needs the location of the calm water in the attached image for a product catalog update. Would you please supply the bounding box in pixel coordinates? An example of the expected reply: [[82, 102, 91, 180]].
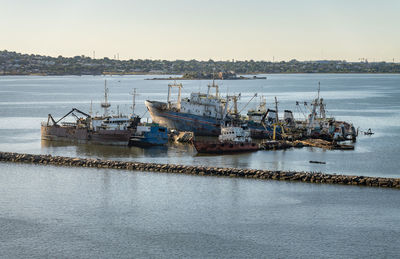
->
[[1, 74, 400, 177], [1, 74, 400, 258], [1, 163, 399, 258]]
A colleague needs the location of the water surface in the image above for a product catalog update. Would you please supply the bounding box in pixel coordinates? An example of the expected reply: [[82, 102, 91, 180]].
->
[[1, 74, 399, 258], [0, 162, 399, 258]]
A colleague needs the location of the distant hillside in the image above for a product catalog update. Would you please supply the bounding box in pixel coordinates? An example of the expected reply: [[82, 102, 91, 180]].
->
[[1, 50, 399, 75]]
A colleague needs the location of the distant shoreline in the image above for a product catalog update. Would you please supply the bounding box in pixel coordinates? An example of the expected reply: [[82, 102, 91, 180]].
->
[[1, 72, 400, 77], [2, 50, 400, 75]]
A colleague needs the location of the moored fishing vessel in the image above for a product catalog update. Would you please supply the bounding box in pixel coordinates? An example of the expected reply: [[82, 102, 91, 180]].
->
[[41, 108, 135, 146], [41, 81, 168, 146], [145, 81, 276, 138], [246, 95, 270, 136], [300, 83, 357, 141], [193, 123, 260, 153], [129, 123, 168, 147], [246, 95, 285, 139], [145, 81, 228, 136]]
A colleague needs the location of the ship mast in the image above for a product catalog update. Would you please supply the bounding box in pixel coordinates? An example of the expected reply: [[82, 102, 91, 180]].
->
[[274, 96, 279, 123], [131, 88, 137, 115], [307, 83, 320, 134], [319, 98, 326, 119], [101, 79, 111, 117], [89, 100, 93, 116], [226, 94, 240, 118], [207, 68, 219, 98], [318, 83, 326, 119], [223, 95, 230, 119], [167, 82, 183, 110], [259, 95, 266, 111], [233, 96, 238, 115]]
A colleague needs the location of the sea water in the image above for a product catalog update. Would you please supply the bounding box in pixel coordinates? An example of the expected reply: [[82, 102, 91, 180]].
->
[[0, 74, 399, 257]]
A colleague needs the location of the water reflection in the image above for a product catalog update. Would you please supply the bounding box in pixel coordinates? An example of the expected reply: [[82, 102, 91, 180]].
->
[[40, 138, 328, 173], [40, 139, 209, 160], [41, 139, 170, 159]]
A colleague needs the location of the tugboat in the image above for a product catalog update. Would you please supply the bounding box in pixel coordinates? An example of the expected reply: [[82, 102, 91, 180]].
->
[[193, 123, 260, 153]]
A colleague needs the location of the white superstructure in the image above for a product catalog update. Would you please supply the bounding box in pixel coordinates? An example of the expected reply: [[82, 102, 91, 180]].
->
[[180, 92, 228, 119], [167, 82, 235, 119], [247, 95, 267, 123], [90, 116, 132, 131], [218, 124, 252, 142]]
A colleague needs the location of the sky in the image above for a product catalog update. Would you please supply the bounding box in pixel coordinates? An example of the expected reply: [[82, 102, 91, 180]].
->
[[1, 0, 399, 61]]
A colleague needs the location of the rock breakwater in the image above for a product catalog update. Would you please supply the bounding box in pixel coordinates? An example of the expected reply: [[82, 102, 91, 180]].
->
[[1, 151, 399, 189]]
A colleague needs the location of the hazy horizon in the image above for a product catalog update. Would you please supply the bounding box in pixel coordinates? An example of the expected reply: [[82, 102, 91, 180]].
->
[[1, 0, 399, 62]]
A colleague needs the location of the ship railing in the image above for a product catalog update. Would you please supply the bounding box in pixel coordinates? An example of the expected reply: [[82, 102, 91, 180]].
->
[[41, 121, 58, 127], [61, 122, 77, 127]]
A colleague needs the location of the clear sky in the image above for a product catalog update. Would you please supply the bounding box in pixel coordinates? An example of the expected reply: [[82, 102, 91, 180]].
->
[[1, 0, 399, 61]]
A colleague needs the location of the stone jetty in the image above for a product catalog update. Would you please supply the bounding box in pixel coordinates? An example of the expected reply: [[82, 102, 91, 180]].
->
[[0, 151, 399, 189]]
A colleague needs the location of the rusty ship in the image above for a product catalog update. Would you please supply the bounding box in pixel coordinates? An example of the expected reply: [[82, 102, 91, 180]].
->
[[41, 108, 139, 146], [145, 81, 277, 138], [41, 80, 168, 146], [145, 81, 228, 136], [193, 123, 260, 153]]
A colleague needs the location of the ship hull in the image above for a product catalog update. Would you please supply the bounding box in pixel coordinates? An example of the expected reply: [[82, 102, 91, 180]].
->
[[145, 100, 276, 138], [193, 141, 260, 153], [145, 100, 221, 136], [247, 122, 275, 139], [129, 130, 168, 147], [129, 137, 167, 147], [41, 125, 131, 146]]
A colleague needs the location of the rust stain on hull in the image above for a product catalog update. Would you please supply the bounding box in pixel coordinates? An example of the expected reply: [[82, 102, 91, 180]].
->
[[41, 125, 131, 146]]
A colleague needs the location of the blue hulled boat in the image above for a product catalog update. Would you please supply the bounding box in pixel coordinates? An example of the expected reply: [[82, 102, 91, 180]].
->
[[129, 123, 168, 147]]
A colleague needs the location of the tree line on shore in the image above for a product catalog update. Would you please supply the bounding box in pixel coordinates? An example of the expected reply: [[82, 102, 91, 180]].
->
[[1, 50, 399, 75]]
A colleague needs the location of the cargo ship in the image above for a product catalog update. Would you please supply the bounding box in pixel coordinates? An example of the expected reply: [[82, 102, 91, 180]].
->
[[193, 123, 260, 153]]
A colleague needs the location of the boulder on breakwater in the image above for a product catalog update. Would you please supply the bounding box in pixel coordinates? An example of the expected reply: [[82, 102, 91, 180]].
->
[[0, 151, 399, 189]]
